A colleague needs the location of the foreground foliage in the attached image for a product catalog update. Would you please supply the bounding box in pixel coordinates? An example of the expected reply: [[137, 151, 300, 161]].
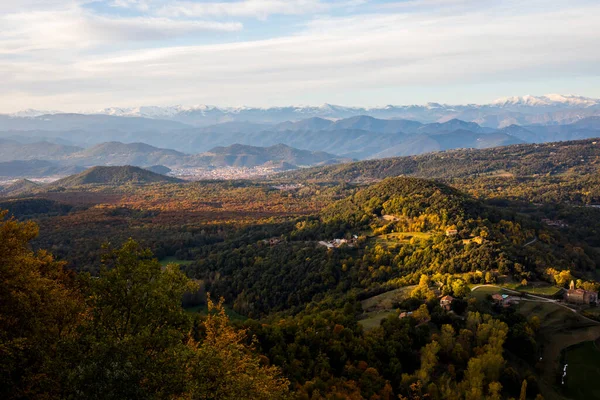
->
[[0, 213, 289, 400]]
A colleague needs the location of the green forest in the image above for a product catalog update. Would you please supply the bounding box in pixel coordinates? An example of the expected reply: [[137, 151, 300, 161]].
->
[[2, 139, 600, 399]]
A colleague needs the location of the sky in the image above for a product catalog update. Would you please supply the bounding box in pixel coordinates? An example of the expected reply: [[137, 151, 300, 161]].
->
[[1, 0, 600, 112]]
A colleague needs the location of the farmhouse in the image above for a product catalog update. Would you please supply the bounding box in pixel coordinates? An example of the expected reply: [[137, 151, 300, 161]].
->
[[564, 280, 598, 305], [318, 238, 357, 249], [440, 295, 454, 311], [445, 228, 458, 237], [542, 218, 568, 228], [492, 293, 519, 307]]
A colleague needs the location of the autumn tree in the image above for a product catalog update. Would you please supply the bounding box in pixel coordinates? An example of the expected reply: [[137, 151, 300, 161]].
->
[[184, 296, 290, 399], [519, 379, 528, 400], [0, 211, 84, 399]]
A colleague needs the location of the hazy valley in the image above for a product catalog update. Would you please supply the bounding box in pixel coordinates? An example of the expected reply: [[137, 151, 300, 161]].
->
[[3, 97, 600, 185]]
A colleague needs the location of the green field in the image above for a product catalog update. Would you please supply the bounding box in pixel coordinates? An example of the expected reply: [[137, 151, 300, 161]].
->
[[358, 310, 397, 331], [360, 286, 414, 312], [372, 232, 431, 248], [159, 256, 195, 266], [358, 286, 415, 331], [470, 285, 502, 301], [514, 300, 600, 399], [471, 285, 600, 400], [515, 285, 562, 296], [562, 340, 600, 399], [471, 282, 561, 297], [516, 301, 586, 331]]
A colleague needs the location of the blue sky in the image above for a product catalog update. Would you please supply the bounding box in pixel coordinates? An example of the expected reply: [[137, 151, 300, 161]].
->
[[1, 0, 599, 112]]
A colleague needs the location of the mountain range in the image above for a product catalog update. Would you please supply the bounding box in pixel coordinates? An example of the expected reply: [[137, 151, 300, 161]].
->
[[0, 142, 349, 179], [1, 115, 600, 180], [2, 95, 600, 180], [6, 94, 600, 128]]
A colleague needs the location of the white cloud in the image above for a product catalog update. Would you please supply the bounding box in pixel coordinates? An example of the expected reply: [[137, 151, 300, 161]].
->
[[0, 8, 242, 54], [0, 0, 599, 111], [157, 0, 329, 19]]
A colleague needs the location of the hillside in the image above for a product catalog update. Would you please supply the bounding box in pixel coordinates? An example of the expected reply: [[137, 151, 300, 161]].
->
[[144, 165, 172, 175], [182, 118, 525, 158], [0, 138, 82, 162], [278, 138, 600, 182], [62, 141, 187, 167], [0, 160, 84, 179], [185, 143, 349, 168], [0, 179, 40, 197], [321, 176, 481, 227], [49, 166, 183, 187], [3, 115, 600, 159]]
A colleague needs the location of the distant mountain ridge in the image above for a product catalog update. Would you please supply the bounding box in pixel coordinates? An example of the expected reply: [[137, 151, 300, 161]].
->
[[187, 143, 351, 168], [0, 179, 40, 196], [0, 138, 82, 162], [2, 116, 599, 173], [0, 160, 84, 179], [62, 142, 186, 167], [6, 94, 600, 128]]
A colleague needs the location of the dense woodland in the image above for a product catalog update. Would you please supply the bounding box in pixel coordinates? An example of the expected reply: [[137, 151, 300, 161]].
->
[[2, 138, 600, 399]]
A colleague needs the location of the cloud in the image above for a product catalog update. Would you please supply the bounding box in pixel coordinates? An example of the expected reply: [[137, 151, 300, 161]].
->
[[0, 8, 242, 54], [156, 0, 329, 19], [0, 0, 599, 111]]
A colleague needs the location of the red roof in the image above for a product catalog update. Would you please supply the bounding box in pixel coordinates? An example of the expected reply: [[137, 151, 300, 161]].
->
[[440, 295, 454, 301]]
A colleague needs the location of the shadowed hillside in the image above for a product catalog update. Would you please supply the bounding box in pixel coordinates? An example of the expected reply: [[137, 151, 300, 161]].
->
[[49, 165, 183, 187]]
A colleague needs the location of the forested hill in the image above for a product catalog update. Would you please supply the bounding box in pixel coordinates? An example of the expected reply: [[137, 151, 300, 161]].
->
[[49, 165, 183, 187], [321, 177, 482, 228], [278, 138, 600, 182]]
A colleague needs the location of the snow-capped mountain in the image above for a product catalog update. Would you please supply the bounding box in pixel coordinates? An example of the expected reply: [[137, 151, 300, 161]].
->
[[9, 109, 63, 118], [491, 94, 599, 108], [4, 94, 600, 128]]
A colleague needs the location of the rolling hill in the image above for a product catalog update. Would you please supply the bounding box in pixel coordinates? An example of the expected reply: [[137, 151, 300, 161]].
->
[[61, 142, 187, 167], [278, 138, 600, 182], [0, 138, 82, 162], [0, 179, 40, 197], [0, 160, 84, 179], [49, 166, 183, 187], [2, 115, 599, 168], [186, 143, 350, 168]]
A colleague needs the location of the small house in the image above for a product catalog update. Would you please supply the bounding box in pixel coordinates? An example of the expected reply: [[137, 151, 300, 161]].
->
[[491, 293, 504, 304], [445, 229, 458, 237], [440, 295, 454, 311], [492, 293, 518, 307]]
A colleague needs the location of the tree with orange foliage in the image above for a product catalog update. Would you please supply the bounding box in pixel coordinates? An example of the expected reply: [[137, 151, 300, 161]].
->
[[184, 295, 290, 399], [0, 211, 84, 399]]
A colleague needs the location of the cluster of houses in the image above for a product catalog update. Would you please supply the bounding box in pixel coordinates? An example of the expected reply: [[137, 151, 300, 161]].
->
[[398, 280, 598, 326], [318, 236, 358, 249], [542, 218, 569, 228], [564, 280, 598, 305]]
